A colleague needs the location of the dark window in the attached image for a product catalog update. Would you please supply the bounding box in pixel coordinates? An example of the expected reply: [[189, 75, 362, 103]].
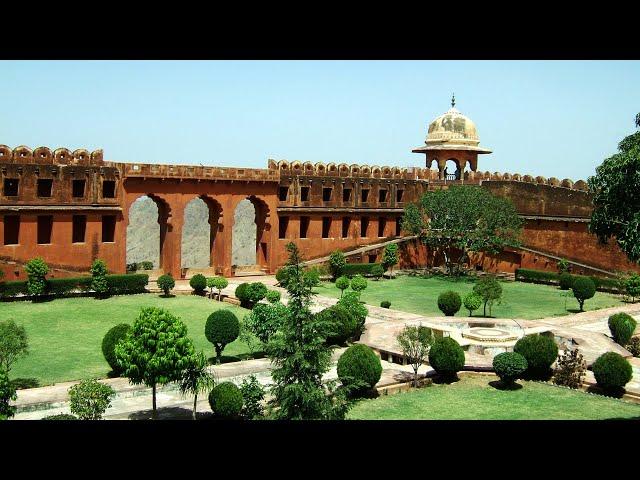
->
[[396, 189, 404, 202], [322, 188, 332, 202], [279, 216, 289, 239], [72, 215, 87, 243], [322, 217, 331, 238], [102, 180, 116, 199], [342, 217, 351, 238], [378, 217, 387, 237], [300, 216, 310, 238], [37, 216, 53, 244], [72, 180, 86, 198], [278, 186, 289, 201], [37, 179, 53, 198], [301, 186, 310, 202], [368, 254, 377, 263], [361, 189, 369, 202], [396, 216, 402, 236], [378, 189, 388, 202], [360, 217, 369, 237], [3, 215, 19, 245], [102, 215, 116, 242], [3, 178, 19, 197], [343, 188, 352, 202]]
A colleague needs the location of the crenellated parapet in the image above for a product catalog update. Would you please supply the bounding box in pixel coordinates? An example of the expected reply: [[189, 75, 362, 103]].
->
[[0, 145, 103, 166], [463, 170, 588, 192], [270, 159, 422, 180]]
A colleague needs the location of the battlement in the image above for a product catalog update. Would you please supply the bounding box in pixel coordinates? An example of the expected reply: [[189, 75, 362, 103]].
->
[[468, 170, 588, 192], [118, 162, 279, 182], [0, 145, 103, 166]]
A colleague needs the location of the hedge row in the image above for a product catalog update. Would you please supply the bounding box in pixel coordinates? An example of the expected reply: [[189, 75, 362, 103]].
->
[[515, 268, 619, 293], [0, 274, 149, 299], [341, 263, 382, 278]]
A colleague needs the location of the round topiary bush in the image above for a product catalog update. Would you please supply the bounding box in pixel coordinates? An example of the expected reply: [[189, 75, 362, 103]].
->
[[572, 276, 596, 311], [380, 300, 391, 309], [317, 305, 358, 346], [428, 337, 465, 379], [157, 274, 175, 296], [592, 351, 633, 392], [337, 344, 382, 394], [246, 282, 268, 304], [205, 310, 240, 363], [350, 275, 368, 298], [208, 382, 244, 418], [463, 292, 482, 316], [437, 291, 462, 316], [235, 283, 250, 306], [493, 351, 528, 385], [558, 272, 574, 290], [608, 313, 637, 346], [265, 290, 281, 304], [513, 334, 558, 378], [336, 276, 350, 296], [101, 323, 131, 375], [189, 274, 207, 294]]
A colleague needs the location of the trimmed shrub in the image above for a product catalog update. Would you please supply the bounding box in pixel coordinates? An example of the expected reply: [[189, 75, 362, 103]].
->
[[608, 313, 637, 346], [572, 276, 596, 311], [126, 263, 139, 273], [208, 382, 244, 419], [275, 267, 291, 287], [236, 282, 267, 308], [205, 309, 240, 363], [101, 323, 131, 375], [90, 259, 110, 298], [48, 276, 92, 296], [492, 352, 528, 385], [265, 290, 281, 304], [463, 292, 482, 316], [341, 263, 383, 278], [592, 352, 633, 392], [189, 274, 207, 295], [350, 275, 368, 299], [380, 300, 391, 309], [25, 257, 49, 297], [41, 414, 78, 420], [157, 274, 175, 296], [139, 261, 154, 270], [68, 379, 116, 420], [513, 334, 558, 378], [428, 337, 465, 379], [337, 344, 382, 394], [317, 305, 358, 346], [558, 272, 574, 290], [336, 276, 350, 297], [105, 274, 148, 295], [381, 243, 399, 276], [371, 265, 384, 280], [304, 267, 321, 287], [235, 283, 250, 306], [207, 276, 228, 300], [337, 291, 368, 340], [437, 290, 462, 316], [0, 280, 27, 298], [328, 250, 347, 280], [515, 268, 619, 293]]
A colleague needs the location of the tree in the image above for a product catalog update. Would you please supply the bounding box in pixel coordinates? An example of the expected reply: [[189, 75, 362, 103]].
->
[[335, 276, 350, 297], [587, 113, 640, 264], [396, 324, 435, 387], [350, 275, 367, 300], [381, 243, 399, 277], [572, 276, 596, 311], [90, 259, 110, 298], [115, 307, 196, 419], [463, 292, 482, 316], [266, 242, 354, 420], [557, 258, 570, 274], [473, 276, 503, 316], [157, 274, 175, 297], [402, 186, 523, 276], [371, 264, 384, 281], [178, 351, 216, 420], [553, 348, 586, 389], [244, 302, 287, 344], [239, 374, 266, 420], [207, 276, 228, 301], [205, 310, 240, 364], [0, 320, 29, 374], [624, 273, 640, 302], [24, 257, 49, 298], [68, 379, 116, 420], [328, 250, 347, 280], [0, 369, 17, 420]]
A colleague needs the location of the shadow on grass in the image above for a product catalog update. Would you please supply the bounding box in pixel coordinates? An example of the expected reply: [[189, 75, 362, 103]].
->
[[11, 377, 40, 389], [128, 406, 215, 420], [207, 352, 266, 365], [566, 308, 583, 314], [159, 294, 176, 299], [489, 380, 523, 391], [432, 374, 460, 385], [586, 384, 626, 399], [106, 370, 123, 379]]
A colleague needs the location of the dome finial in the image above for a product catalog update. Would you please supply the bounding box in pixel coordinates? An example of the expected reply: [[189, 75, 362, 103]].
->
[[451, 93, 455, 108]]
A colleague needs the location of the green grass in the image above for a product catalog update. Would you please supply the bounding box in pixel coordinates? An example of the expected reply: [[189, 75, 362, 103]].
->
[[0, 294, 258, 387], [315, 275, 624, 320], [348, 374, 640, 420]]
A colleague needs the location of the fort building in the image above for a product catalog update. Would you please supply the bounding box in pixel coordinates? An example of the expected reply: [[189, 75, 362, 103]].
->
[[1, 99, 638, 282]]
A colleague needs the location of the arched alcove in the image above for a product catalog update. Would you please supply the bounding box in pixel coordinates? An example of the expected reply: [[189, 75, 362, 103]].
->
[[126, 196, 162, 268], [181, 197, 211, 268]]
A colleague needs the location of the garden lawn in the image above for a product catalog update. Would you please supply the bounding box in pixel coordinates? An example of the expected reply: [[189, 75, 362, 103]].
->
[[348, 374, 640, 420], [315, 275, 624, 320], [0, 294, 257, 387]]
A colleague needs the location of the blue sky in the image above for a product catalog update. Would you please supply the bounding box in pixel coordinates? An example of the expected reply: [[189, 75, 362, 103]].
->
[[1, 60, 639, 180]]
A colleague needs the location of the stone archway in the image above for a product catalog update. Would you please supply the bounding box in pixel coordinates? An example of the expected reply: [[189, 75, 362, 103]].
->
[[231, 196, 270, 272], [181, 196, 223, 270], [126, 195, 170, 269]]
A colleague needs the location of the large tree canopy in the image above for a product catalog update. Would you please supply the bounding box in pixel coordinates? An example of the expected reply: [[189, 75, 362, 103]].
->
[[588, 113, 640, 263], [402, 186, 523, 275]]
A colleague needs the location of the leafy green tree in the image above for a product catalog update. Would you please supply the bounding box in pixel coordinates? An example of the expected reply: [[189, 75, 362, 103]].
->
[[337, 291, 368, 340], [328, 250, 347, 280], [572, 276, 596, 311], [473, 276, 503, 317], [205, 310, 240, 364], [624, 273, 640, 302], [90, 259, 110, 298], [266, 242, 354, 420], [207, 276, 228, 301], [0, 369, 17, 420], [335, 276, 350, 297], [239, 374, 266, 420], [157, 274, 175, 297], [115, 307, 196, 419], [0, 320, 29, 374], [350, 274, 367, 300], [381, 243, 399, 277], [588, 113, 640, 263], [244, 302, 287, 344], [396, 324, 435, 387], [402, 186, 523, 276], [178, 351, 216, 420], [24, 257, 49, 298], [68, 379, 116, 420], [463, 292, 482, 316]]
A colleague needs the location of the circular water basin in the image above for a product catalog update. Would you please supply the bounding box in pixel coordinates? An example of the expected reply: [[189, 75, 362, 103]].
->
[[462, 327, 519, 343]]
